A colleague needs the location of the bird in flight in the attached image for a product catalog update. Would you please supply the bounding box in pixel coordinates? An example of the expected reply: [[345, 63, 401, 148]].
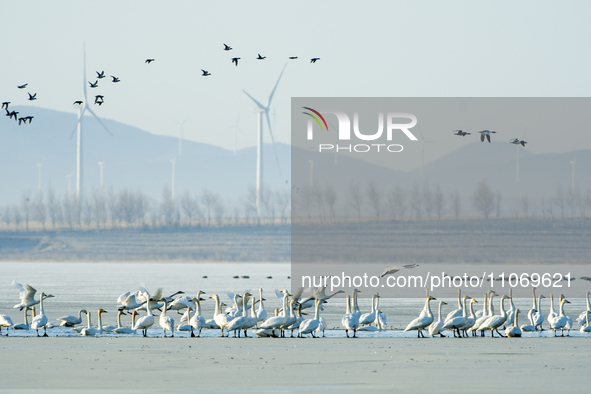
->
[[231, 57, 240, 66], [380, 263, 419, 278], [478, 130, 496, 143], [89, 81, 99, 88], [8, 110, 18, 120], [18, 117, 26, 125], [111, 76, 120, 82], [25, 116, 34, 123], [289, 56, 298, 59], [1, 102, 9, 109], [310, 58, 320, 63], [94, 95, 104, 105], [453, 130, 471, 137], [201, 69, 211, 76], [510, 138, 527, 147], [145, 59, 155, 64], [223, 43, 232, 51], [73, 100, 83, 105], [257, 54, 266, 60], [17, 83, 28, 89], [28, 92, 37, 101], [96, 71, 106, 79]]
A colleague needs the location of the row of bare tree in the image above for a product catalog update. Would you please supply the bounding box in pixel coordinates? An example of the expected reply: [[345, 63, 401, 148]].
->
[[0, 185, 291, 232]]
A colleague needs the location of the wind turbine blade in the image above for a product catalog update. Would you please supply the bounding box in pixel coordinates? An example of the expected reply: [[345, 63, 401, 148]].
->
[[86, 106, 113, 136], [243, 90, 266, 110], [266, 63, 287, 107], [69, 106, 87, 139], [265, 112, 282, 178], [83, 42, 87, 101]]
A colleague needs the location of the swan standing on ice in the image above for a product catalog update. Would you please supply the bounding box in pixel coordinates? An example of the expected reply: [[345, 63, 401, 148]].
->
[[133, 292, 155, 337], [547, 293, 558, 328], [30, 292, 50, 337], [470, 291, 493, 336], [580, 311, 591, 333], [504, 288, 517, 328], [211, 294, 234, 337], [159, 298, 175, 337], [260, 290, 290, 335], [577, 292, 591, 327], [299, 298, 321, 338], [342, 295, 360, 338], [443, 289, 463, 325], [226, 293, 251, 337], [457, 299, 478, 337], [428, 301, 447, 337], [113, 311, 137, 334], [279, 300, 297, 337], [479, 295, 511, 337], [505, 309, 522, 337], [550, 296, 570, 336], [0, 313, 14, 336], [560, 294, 573, 336], [443, 295, 470, 338], [405, 295, 437, 338], [256, 288, 268, 323], [57, 309, 87, 327], [81, 309, 107, 336], [242, 297, 259, 337], [189, 298, 207, 338], [358, 293, 378, 326], [532, 293, 545, 331]]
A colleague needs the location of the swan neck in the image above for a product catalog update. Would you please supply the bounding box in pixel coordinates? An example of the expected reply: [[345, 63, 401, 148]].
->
[[117, 311, 123, 327], [98, 311, 103, 331], [196, 300, 202, 316], [500, 298, 507, 317], [24, 307, 29, 325], [587, 292, 590, 311], [437, 302, 443, 321], [314, 300, 320, 320]]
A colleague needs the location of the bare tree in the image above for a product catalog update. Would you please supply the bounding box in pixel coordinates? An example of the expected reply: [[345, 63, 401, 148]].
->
[[521, 194, 529, 217], [410, 183, 422, 219], [47, 185, 62, 231], [260, 186, 274, 224], [34, 191, 47, 231], [347, 182, 363, 221], [91, 188, 106, 229], [433, 183, 445, 220], [108, 186, 120, 228], [554, 186, 565, 218], [244, 186, 258, 224], [62, 192, 75, 229], [472, 180, 495, 219], [201, 189, 218, 226], [13, 205, 22, 230], [21, 190, 31, 231], [366, 180, 382, 220], [82, 199, 93, 228], [275, 189, 290, 224], [422, 180, 433, 220], [451, 190, 461, 219], [323, 183, 337, 221], [181, 190, 200, 227], [161, 186, 176, 227], [214, 198, 225, 226], [495, 192, 502, 218], [2, 205, 11, 229]]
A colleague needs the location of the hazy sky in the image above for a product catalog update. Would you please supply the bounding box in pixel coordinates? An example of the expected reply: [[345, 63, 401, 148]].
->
[[2, 0, 591, 169]]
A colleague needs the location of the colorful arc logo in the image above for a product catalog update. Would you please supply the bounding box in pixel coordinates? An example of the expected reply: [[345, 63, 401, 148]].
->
[[302, 107, 329, 131]]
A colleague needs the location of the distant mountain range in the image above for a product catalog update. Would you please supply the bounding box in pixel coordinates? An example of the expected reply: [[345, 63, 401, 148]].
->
[[2, 106, 590, 213]]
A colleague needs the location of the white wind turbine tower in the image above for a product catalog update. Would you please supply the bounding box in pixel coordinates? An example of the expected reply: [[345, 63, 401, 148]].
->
[[71, 44, 112, 207], [243, 64, 286, 216], [174, 119, 187, 156]]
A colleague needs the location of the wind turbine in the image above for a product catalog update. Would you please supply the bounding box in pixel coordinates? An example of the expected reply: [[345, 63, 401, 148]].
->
[[174, 119, 187, 156], [243, 64, 286, 215], [71, 44, 112, 208]]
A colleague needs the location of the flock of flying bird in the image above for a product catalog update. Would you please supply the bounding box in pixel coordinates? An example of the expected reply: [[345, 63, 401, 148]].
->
[[453, 129, 528, 146], [1, 280, 590, 339]]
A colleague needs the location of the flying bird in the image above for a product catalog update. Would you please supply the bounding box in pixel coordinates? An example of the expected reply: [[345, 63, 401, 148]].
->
[[18, 117, 26, 125], [73, 100, 83, 105], [25, 116, 34, 123], [453, 130, 471, 137], [111, 76, 120, 82], [478, 130, 496, 143], [28, 92, 37, 101], [1, 102, 9, 109], [17, 83, 28, 89], [510, 138, 527, 147], [9, 110, 18, 120], [94, 95, 104, 105], [231, 57, 240, 66], [201, 69, 211, 76], [96, 71, 105, 79], [257, 54, 266, 60], [380, 264, 419, 278], [289, 56, 298, 59], [145, 59, 155, 64], [89, 81, 98, 88], [310, 58, 320, 63], [223, 43, 232, 51]]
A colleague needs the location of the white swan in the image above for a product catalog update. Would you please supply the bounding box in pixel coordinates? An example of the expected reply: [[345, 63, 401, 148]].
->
[[211, 294, 233, 337], [12, 307, 31, 330], [81, 309, 107, 336], [260, 290, 290, 333], [132, 292, 155, 337], [520, 308, 537, 332], [547, 293, 558, 326], [342, 295, 360, 338], [580, 311, 591, 333], [457, 299, 478, 337], [504, 288, 517, 327], [470, 291, 493, 336], [30, 291, 50, 337], [57, 309, 88, 327], [177, 308, 193, 332], [532, 294, 545, 330], [189, 298, 207, 338], [242, 296, 259, 337], [159, 298, 175, 337], [443, 289, 463, 324], [299, 299, 321, 338], [280, 299, 297, 337], [443, 295, 470, 337], [561, 294, 573, 336], [358, 293, 378, 326], [505, 309, 522, 337], [550, 296, 570, 336], [479, 295, 510, 337], [0, 313, 14, 336], [12, 282, 54, 310], [576, 291, 591, 326], [113, 311, 137, 334], [527, 287, 537, 326], [256, 288, 268, 323], [287, 304, 305, 337], [227, 292, 251, 337], [428, 301, 448, 337], [405, 295, 437, 338]]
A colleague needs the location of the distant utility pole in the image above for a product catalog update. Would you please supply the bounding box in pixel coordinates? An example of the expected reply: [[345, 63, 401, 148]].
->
[[170, 157, 176, 201]]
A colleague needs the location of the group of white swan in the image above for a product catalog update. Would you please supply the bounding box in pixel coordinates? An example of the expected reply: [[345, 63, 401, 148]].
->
[[403, 287, 586, 338], [2, 281, 591, 338]]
